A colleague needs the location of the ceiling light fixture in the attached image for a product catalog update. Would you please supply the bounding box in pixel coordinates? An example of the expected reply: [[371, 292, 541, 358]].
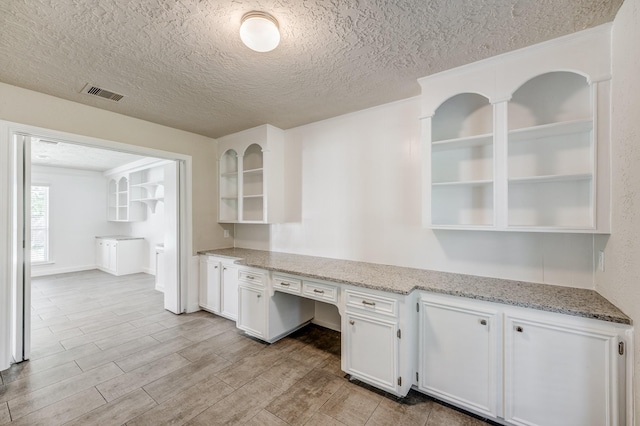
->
[[240, 11, 280, 53]]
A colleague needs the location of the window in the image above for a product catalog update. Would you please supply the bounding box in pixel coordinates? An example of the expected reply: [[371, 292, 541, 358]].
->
[[31, 185, 50, 263]]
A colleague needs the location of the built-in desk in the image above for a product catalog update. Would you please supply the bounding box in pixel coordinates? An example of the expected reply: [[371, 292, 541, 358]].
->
[[198, 248, 633, 426]]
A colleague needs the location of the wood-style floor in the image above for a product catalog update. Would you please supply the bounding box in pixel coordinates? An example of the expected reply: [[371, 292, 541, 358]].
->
[[0, 270, 493, 425]]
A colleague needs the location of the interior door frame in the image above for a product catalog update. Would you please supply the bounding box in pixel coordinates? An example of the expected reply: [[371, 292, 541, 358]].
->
[[0, 120, 194, 364]]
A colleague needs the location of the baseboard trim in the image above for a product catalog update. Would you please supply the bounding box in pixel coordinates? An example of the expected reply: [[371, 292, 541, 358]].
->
[[31, 264, 96, 277]]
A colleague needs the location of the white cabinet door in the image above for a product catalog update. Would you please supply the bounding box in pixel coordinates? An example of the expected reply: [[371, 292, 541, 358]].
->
[[344, 312, 398, 393], [199, 257, 220, 313], [107, 241, 117, 272], [419, 298, 499, 418], [95, 239, 104, 268], [220, 263, 238, 321], [504, 314, 621, 426], [237, 285, 265, 338]]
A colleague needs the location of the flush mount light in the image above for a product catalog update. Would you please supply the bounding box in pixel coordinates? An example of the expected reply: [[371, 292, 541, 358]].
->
[[240, 11, 280, 53]]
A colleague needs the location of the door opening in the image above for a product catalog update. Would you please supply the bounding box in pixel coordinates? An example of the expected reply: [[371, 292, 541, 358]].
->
[[3, 123, 192, 365]]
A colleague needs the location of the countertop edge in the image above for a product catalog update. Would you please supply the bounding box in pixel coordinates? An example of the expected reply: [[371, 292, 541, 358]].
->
[[198, 249, 632, 326]]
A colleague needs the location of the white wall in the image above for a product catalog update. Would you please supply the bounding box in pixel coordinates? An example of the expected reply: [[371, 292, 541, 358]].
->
[[127, 165, 165, 275], [597, 0, 640, 422], [235, 97, 596, 288], [31, 165, 127, 276]]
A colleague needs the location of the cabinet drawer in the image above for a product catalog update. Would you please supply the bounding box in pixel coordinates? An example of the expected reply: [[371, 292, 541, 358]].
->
[[302, 280, 338, 303], [273, 274, 302, 295], [345, 290, 397, 318], [238, 269, 266, 286]]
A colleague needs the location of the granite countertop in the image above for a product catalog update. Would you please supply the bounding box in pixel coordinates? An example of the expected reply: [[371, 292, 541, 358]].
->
[[95, 235, 144, 240], [200, 247, 631, 325]]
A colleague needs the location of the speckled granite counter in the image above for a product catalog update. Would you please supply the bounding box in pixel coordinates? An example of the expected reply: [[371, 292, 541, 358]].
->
[[199, 248, 631, 325]]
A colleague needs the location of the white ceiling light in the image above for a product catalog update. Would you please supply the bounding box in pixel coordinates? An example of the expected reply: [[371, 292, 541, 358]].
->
[[240, 12, 280, 53]]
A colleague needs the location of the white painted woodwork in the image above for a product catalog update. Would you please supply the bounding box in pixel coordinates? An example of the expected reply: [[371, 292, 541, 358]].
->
[[420, 24, 611, 233], [418, 295, 499, 418], [237, 285, 266, 338], [217, 124, 286, 224], [198, 256, 220, 313], [344, 312, 398, 393], [220, 262, 239, 321], [504, 313, 624, 426], [95, 238, 144, 276]]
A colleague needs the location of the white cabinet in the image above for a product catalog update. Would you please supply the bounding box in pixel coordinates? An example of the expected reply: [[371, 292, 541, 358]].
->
[[504, 312, 626, 426], [416, 291, 630, 426], [237, 268, 267, 339], [418, 295, 499, 419], [220, 262, 239, 321], [217, 124, 286, 223], [199, 256, 221, 314], [342, 288, 411, 397], [420, 25, 611, 233], [95, 237, 144, 276], [344, 312, 398, 392]]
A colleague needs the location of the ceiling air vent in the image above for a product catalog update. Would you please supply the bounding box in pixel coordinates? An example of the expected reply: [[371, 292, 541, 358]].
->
[[81, 83, 124, 102]]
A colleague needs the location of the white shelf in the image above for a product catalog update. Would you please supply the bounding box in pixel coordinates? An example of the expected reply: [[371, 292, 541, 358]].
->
[[432, 133, 493, 151], [431, 224, 496, 231], [508, 173, 592, 184], [243, 194, 264, 199], [130, 181, 164, 189], [508, 119, 592, 142], [432, 180, 493, 187], [243, 168, 264, 175]]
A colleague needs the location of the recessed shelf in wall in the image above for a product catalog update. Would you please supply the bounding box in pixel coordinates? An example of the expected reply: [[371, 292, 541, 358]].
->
[[432, 180, 493, 187], [508, 118, 592, 142], [432, 133, 493, 151], [508, 173, 592, 184]]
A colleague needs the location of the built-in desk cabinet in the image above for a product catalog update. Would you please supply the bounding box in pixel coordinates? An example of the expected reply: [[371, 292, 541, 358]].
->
[[197, 254, 632, 424]]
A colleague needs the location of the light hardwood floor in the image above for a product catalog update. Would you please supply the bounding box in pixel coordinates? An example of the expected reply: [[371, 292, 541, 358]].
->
[[0, 270, 494, 425]]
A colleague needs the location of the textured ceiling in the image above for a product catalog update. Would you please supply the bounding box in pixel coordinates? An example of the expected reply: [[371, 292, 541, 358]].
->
[[0, 0, 623, 138], [32, 139, 147, 171]]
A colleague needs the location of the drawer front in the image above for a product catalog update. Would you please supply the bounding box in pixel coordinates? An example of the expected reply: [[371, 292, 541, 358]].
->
[[345, 290, 397, 318], [238, 269, 266, 286], [302, 280, 338, 304], [273, 274, 302, 295]]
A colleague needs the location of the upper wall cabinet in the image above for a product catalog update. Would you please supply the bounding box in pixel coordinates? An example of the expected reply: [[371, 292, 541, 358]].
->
[[420, 24, 611, 233], [216, 124, 285, 224]]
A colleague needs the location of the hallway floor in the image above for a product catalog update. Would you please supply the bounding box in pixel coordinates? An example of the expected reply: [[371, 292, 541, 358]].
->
[[0, 270, 494, 425]]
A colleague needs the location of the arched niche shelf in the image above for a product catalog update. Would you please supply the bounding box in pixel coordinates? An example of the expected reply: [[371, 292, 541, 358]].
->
[[506, 71, 594, 229], [242, 143, 265, 222], [430, 93, 494, 228], [219, 149, 239, 222]]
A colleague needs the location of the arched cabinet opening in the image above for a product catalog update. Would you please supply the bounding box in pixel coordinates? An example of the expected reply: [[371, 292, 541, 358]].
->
[[216, 124, 286, 224], [242, 143, 265, 222], [219, 149, 239, 222], [431, 93, 494, 228], [507, 72, 594, 229]]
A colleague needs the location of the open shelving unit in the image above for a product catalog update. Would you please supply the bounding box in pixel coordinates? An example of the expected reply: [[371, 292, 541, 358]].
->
[[216, 124, 286, 224], [430, 93, 495, 228], [506, 71, 594, 230]]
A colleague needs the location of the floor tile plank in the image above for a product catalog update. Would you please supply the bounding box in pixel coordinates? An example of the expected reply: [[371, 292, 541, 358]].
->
[[64, 388, 156, 426], [8, 387, 106, 426]]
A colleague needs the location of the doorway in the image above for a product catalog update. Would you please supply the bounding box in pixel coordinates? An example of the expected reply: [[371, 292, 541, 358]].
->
[[1, 121, 192, 366]]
